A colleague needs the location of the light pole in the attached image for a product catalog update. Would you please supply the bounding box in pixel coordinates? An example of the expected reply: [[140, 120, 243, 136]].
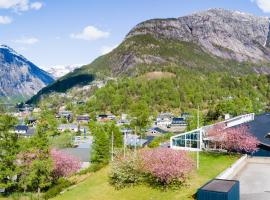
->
[[197, 106, 200, 170]]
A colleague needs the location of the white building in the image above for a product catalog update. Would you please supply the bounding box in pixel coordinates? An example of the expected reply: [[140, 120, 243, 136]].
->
[[155, 113, 174, 127], [170, 113, 255, 151]]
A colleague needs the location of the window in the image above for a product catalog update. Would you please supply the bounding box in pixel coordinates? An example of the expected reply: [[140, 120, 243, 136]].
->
[[172, 130, 201, 149]]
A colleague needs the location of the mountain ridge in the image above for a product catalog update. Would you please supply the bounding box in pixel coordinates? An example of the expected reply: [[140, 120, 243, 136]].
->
[[0, 45, 54, 102], [27, 8, 270, 104]]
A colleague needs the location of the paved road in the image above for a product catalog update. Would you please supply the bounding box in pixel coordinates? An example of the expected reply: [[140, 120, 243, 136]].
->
[[234, 163, 270, 200]]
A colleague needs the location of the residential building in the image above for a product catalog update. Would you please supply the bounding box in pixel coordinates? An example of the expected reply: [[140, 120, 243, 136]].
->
[[77, 115, 90, 123], [155, 112, 174, 127], [58, 124, 78, 132], [170, 113, 255, 151], [15, 125, 35, 137], [147, 127, 168, 135], [170, 117, 187, 126]]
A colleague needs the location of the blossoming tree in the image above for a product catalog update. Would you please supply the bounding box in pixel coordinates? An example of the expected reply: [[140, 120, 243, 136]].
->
[[50, 149, 81, 178]]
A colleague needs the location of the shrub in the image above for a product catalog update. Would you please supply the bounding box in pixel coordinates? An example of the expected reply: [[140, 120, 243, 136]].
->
[[43, 178, 73, 200], [109, 153, 144, 189], [109, 148, 194, 188], [50, 149, 81, 179], [141, 148, 194, 186]]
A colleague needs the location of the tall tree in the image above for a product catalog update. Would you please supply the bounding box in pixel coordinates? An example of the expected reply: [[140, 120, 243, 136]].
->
[[18, 120, 53, 193], [0, 115, 18, 192]]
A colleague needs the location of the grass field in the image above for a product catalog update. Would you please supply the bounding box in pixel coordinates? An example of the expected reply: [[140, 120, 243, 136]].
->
[[53, 152, 239, 200]]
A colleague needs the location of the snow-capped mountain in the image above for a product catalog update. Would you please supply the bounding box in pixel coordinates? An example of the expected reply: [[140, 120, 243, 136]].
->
[[0, 45, 54, 101], [42, 64, 82, 78]]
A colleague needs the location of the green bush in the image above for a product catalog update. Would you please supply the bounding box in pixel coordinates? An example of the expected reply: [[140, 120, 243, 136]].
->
[[109, 153, 144, 189], [43, 178, 73, 200]]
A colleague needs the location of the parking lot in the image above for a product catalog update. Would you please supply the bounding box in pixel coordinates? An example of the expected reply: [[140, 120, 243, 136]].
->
[[234, 162, 270, 200]]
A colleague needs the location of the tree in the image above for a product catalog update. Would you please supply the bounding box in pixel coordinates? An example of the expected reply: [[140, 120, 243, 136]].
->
[[130, 100, 150, 130], [141, 148, 194, 185], [0, 115, 18, 192], [91, 124, 110, 164], [207, 124, 259, 153], [50, 149, 81, 179], [18, 120, 53, 193]]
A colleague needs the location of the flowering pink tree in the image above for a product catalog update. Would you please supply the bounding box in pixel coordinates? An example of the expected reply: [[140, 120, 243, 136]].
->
[[140, 148, 194, 185], [207, 124, 259, 153], [50, 149, 81, 178], [224, 126, 259, 153]]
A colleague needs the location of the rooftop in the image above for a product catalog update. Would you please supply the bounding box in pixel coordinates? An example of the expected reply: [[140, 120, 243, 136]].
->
[[246, 113, 270, 147]]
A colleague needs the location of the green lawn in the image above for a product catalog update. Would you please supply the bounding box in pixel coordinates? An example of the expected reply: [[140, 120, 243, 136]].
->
[[53, 152, 239, 200]]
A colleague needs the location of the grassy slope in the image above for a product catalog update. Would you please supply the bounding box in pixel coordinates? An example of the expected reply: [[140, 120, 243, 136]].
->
[[53, 153, 239, 200]]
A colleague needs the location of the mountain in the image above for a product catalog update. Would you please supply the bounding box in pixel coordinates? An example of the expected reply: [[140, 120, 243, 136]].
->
[[41, 64, 82, 78], [28, 8, 270, 103], [0, 45, 54, 102]]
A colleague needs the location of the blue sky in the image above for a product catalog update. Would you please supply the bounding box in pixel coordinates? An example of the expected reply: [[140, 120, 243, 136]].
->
[[0, 0, 269, 68]]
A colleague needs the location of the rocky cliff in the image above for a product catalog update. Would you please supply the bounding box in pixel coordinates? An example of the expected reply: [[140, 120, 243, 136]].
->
[[0, 45, 54, 101], [127, 8, 270, 63]]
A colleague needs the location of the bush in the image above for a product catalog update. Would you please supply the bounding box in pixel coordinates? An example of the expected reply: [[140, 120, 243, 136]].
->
[[109, 148, 194, 188], [43, 178, 73, 200], [141, 148, 194, 186], [109, 153, 144, 189]]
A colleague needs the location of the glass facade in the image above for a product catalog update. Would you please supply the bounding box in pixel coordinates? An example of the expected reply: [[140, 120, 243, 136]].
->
[[172, 130, 201, 149]]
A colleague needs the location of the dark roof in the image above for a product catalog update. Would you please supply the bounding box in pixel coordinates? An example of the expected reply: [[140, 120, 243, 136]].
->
[[77, 116, 90, 120], [172, 117, 186, 124], [246, 113, 270, 147], [15, 125, 28, 131], [201, 179, 238, 193], [150, 127, 168, 134]]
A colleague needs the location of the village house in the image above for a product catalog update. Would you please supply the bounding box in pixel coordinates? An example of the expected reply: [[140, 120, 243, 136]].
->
[[56, 111, 73, 122], [15, 125, 35, 137], [170, 117, 187, 127], [77, 115, 90, 124], [96, 114, 116, 122], [155, 112, 174, 127], [58, 124, 78, 132], [147, 127, 168, 136]]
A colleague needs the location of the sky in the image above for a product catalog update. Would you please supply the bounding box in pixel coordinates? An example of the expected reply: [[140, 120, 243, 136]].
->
[[0, 0, 269, 68]]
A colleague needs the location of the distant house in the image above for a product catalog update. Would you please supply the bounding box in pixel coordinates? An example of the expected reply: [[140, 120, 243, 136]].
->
[[58, 124, 78, 132], [147, 127, 168, 135], [124, 134, 148, 147], [15, 125, 35, 137], [73, 136, 93, 148], [27, 117, 37, 126], [96, 114, 116, 122], [155, 113, 174, 127], [121, 128, 133, 135], [181, 112, 191, 120], [171, 117, 187, 126], [77, 115, 90, 124], [117, 119, 130, 126], [56, 111, 73, 121]]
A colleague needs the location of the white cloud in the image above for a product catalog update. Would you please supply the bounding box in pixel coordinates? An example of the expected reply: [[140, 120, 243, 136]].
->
[[0, 0, 43, 12], [70, 26, 110, 41], [100, 44, 118, 55], [30, 1, 42, 10], [252, 0, 270, 13], [13, 37, 39, 44], [0, 16, 12, 24]]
